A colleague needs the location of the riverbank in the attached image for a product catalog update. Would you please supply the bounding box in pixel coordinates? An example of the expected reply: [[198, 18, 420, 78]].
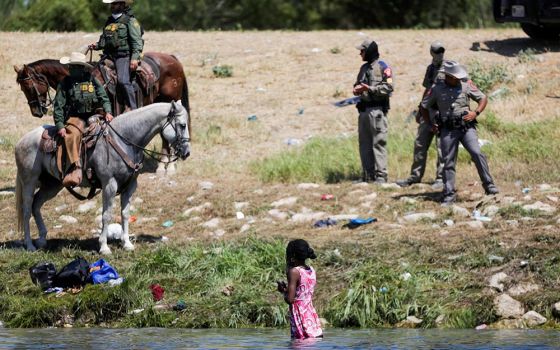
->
[[0, 29, 559, 329]]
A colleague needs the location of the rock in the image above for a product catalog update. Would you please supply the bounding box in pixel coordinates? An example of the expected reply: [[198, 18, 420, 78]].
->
[[222, 285, 235, 296], [297, 183, 320, 190], [397, 315, 423, 328], [133, 197, 144, 204], [352, 182, 369, 188], [359, 192, 378, 201], [55, 204, 68, 212], [271, 196, 298, 208], [519, 260, 529, 268], [198, 181, 214, 190], [522, 311, 547, 327], [546, 196, 558, 203], [290, 211, 326, 223], [523, 201, 556, 214], [77, 200, 97, 213], [506, 220, 519, 227], [508, 283, 540, 297], [59, 215, 78, 224], [380, 183, 401, 190], [268, 209, 289, 221], [138, 216, 158, 224], [494, 294, 524, 319], [183, 202, 212, 216], [452, 205, 470, 217], [212, 229, 225, 238], [234, 201, 249, 210], [488, 255, 505, 263], [202, 218, 221, 229], [475, 324, 487, 330], [443, 219, 454, 227], [552, 302, 560, 319], [538, 184, 552, 192], [401, 272, 412, 281], [488, 272, 509, 292], [482, 205, 500, 217], [402, 212, 436, 223], [0, 190, 14, 198], [399, 196, 417, 204], [435, 315, 446, 326], [240, 224, 251, 233], [236, 211, 245, 220], [457, 220, 485, 229], [502, 196, 515, 204]]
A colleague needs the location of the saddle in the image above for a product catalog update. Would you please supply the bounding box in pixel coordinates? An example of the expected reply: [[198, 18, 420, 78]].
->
[[39, 116, 104, 189], [99, 55, 160, 108]]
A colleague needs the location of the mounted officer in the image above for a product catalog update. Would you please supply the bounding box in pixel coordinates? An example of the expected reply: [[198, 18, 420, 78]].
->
[[89, 0, 143, 111], [420, 60, 499, 205], [353, 39, 394, 184], [53, 52, 113, 188]]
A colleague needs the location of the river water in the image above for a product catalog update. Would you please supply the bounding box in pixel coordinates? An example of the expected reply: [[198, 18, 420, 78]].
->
[[0, 328, 559, 349]]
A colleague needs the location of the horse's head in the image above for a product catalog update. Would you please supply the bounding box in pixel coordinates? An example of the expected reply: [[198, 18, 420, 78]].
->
[[162, 100, 191, 160], [14, 64, 50, 118]]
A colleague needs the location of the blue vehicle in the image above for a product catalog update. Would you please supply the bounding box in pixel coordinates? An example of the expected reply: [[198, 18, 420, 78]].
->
[[493, 0, 560, 39]]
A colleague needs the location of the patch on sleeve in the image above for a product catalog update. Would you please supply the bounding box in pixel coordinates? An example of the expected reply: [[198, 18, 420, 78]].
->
[[133, 20, 140, 28], [427, 88, 433, 96], [386, 77, 393, 84], [468, 80, 479, 91], [383, 67, 393, 78]]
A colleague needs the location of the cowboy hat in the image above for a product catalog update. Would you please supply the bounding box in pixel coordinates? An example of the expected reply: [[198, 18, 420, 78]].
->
[[102, 0, 133, 4], [59, 52, 93, 69], [442, 60, 467, 80]]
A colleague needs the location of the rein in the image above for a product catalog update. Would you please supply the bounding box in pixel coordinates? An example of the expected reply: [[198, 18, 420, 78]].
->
[[16, 66, 54, 112], [105, 104, 189, 167]]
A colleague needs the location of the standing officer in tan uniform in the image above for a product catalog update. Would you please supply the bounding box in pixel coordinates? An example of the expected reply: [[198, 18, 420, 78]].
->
[[353, 39, 394, 184], [397, 41, 445, 188], [420, 61, 499, 205]]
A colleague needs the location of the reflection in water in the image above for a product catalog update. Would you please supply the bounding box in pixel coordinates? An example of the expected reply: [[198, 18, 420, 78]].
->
[[0, 328, 559, 349]]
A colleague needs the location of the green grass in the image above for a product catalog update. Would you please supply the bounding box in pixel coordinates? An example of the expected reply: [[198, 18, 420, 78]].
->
[[212, 65, 233, 78], [467, 60, 510, 93]]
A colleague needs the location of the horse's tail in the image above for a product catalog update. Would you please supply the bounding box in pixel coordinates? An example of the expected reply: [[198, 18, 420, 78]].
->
[[15, 171, 24, 233]]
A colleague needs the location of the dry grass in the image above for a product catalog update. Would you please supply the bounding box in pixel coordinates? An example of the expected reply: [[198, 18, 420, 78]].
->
[[0, 29, 559, 258]]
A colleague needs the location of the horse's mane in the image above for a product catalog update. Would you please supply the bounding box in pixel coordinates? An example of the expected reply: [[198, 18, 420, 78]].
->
[[26, 59, 64, 71]]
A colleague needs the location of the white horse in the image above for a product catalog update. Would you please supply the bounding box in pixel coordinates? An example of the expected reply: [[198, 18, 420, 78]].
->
[[15, 101, 190, 254]]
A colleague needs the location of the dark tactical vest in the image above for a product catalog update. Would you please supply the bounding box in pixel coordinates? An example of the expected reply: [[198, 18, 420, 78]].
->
[[101, 15, 131, 55]]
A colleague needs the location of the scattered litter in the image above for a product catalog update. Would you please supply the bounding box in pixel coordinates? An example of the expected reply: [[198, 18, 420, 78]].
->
[[44, 287, 64, 295], [522, 187, 531, 194], [313, 218, 338, 228], [297, 107, 305, 115], [107, 277, 124, 287], [379, 287, 388, 293], [520, 260, 529, 268], [236, 211, 245, 220], [88, 259, 119, 284], [129, 215, 137, 223], [344, 217, 377, 229], [321, 194, 335, 201], [173, 300, 186, 311], [247, 114, 257, 121], [54, 225, 63, 229], [401, 272, 412, 281], [162, 220, 174, 228], [150, 284, 165, 301], [473, 210, 492, 222], [161, 235, 169, 242], [129, 308, 144, 314], [333, 96, 360, 107], [284, 138, 303, 146], [488, 255, 505, 263], [475, 324, 488, 330], [256, 87, 266, 92], [311, 48, 321, 53]]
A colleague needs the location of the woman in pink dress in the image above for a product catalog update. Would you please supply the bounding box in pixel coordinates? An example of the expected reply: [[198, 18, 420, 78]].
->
[[277, 239, 323, 339]]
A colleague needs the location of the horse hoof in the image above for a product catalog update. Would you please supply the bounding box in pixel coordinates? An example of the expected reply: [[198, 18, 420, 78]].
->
[[123, 242, 135, 251], [36, 238, 47, 249], [99, 246, 112, 255], [26, 243, 37, 252]]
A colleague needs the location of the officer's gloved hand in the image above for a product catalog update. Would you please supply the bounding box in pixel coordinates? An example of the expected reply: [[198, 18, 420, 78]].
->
[[58, 128, 67, 138]]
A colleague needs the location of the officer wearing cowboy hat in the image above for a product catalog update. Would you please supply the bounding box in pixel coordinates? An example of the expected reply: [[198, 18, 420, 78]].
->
[[53, 52, 113, 187], [89, 0, 143, 111], [420, 60, 499, 205], [397, 41, 446, 188]]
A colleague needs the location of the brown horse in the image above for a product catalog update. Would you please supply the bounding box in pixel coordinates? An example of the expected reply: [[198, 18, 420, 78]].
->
[[14, 52, 190, 173]]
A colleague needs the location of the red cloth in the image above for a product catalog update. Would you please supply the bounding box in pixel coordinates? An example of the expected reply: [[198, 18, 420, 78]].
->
[[150, 283, 165, 301]]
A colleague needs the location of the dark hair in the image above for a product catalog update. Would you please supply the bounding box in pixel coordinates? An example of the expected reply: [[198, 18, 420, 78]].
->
[[286, 239, 317, 261], [364, 40, 379, 63]]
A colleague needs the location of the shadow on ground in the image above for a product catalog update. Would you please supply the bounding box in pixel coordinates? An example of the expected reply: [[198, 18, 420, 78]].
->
[[392, 189, 443, 203], [472, 37, 560, 57]]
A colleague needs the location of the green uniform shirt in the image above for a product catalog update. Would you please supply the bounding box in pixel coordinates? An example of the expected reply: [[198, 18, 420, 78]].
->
[[421, 80, 485, 120], [422, 63, 444, 89], [96, 10, 143, 61], [53, 74, 112, 130]]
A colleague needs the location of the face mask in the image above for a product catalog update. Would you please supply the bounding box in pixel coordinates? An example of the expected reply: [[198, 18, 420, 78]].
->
[[431, 52, 444, 66], [112, 12, 123, 18]]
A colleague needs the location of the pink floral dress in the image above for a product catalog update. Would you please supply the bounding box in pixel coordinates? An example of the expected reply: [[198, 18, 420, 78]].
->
[[289, 266, 323, 339]]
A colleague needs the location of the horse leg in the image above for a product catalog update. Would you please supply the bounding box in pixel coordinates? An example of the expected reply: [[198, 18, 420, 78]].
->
[[119, 178, 137, 251], [17, 173, 39, 251], [32, 183, 63, 249], [99, 178, 118, 255]]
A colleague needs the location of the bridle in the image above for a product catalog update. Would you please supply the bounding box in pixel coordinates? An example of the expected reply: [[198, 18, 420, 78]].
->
[[161, 103, 191, 154], [16, 66, 53, 115]]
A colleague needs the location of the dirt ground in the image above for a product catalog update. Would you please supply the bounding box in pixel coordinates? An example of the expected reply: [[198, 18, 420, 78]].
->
[[0, 29, 559, 249]]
